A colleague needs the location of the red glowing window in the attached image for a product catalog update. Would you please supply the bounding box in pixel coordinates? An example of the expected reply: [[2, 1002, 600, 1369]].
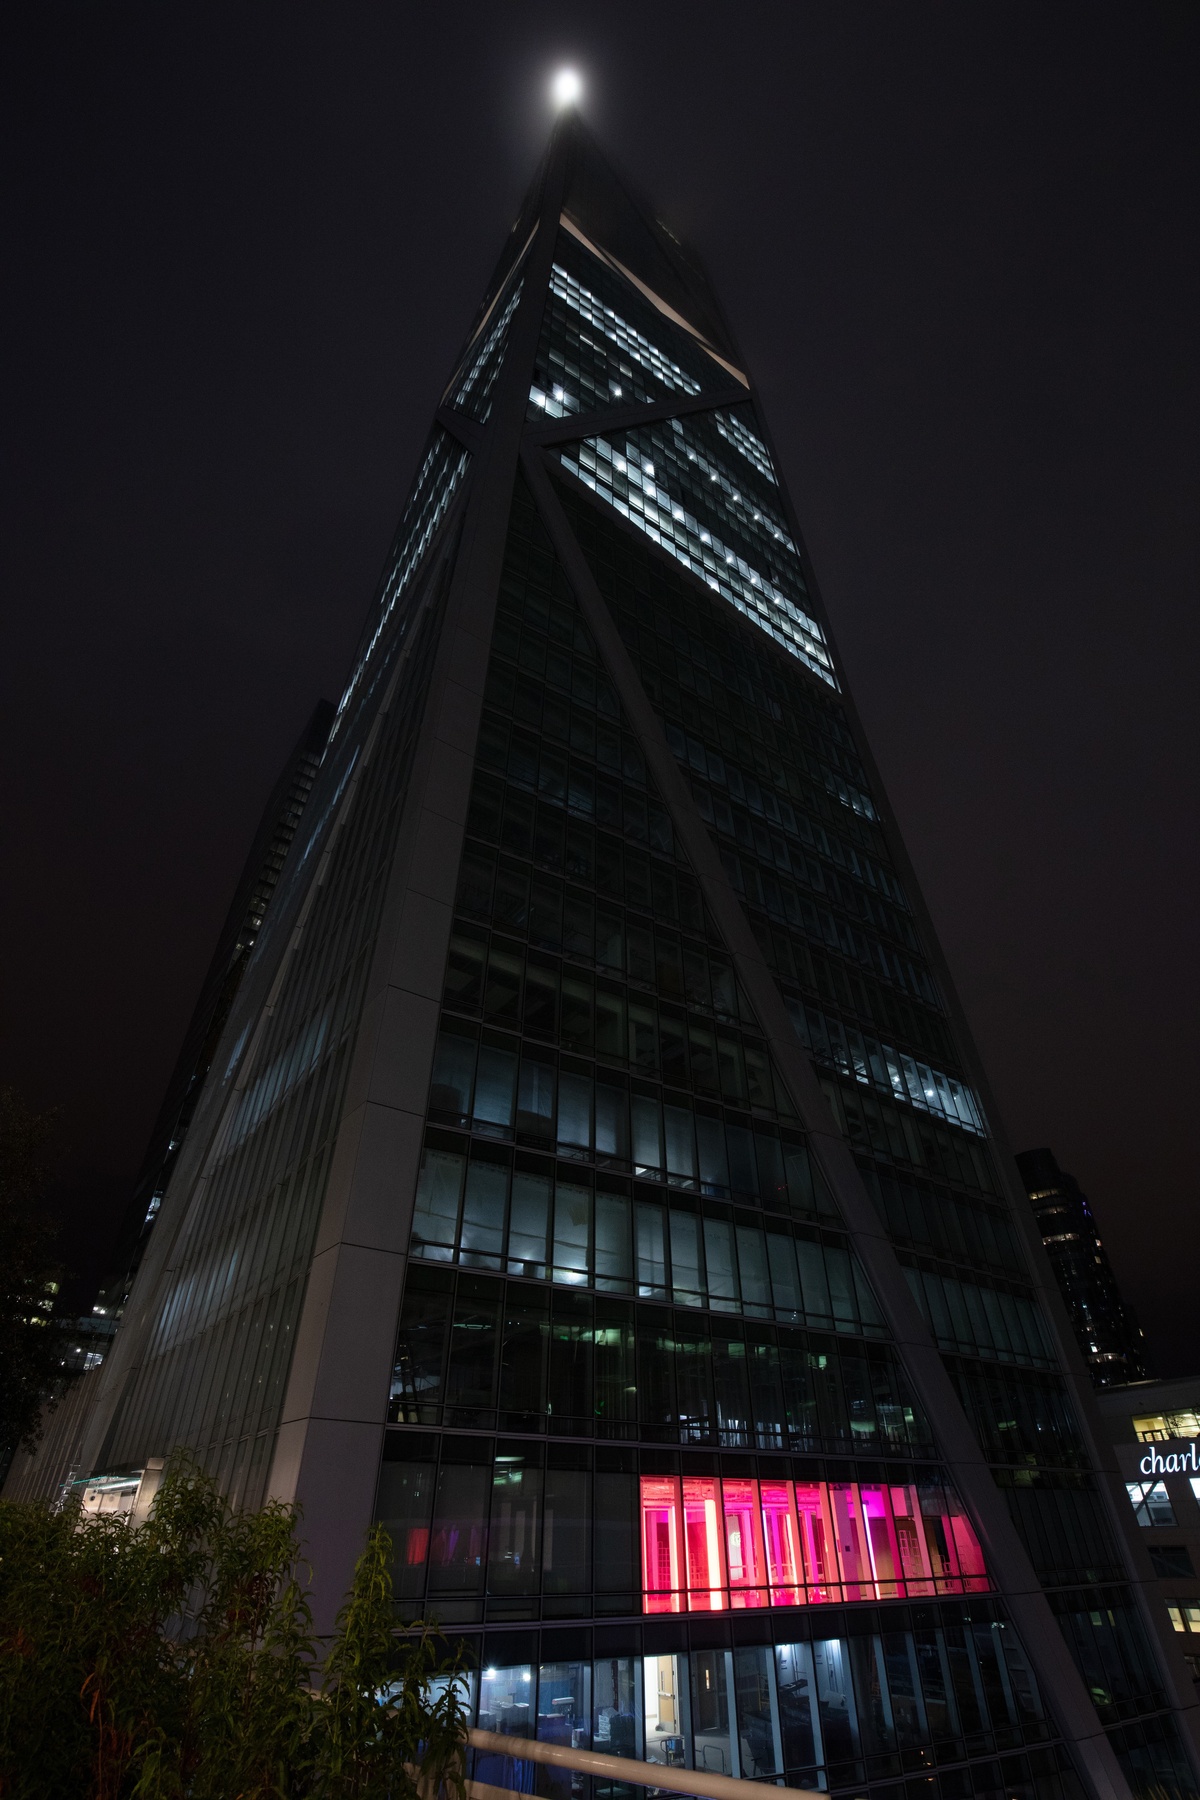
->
[[640, 1475, 682, 1613], [639, 1475, 989, 1613], [722, 1479, 768, 1607], [682, 1477, 726, 1610]]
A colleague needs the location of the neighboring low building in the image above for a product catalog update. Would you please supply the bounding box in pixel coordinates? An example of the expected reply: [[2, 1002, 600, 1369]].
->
[[1, 1366, 103, 1505], [1017, 1146, 1148, 1386], [1096, 1377, 1200, 1674]]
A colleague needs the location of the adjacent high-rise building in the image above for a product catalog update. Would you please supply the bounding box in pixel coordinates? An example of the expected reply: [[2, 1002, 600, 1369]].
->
[[0, 700, 333, 1507], [1016, 1149, 1148, 1388], [74, 115, 1199, 1800], [95, 699, 335, 1319]]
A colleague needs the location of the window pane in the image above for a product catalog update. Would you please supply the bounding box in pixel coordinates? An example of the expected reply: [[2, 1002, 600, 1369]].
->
[[376, 1455, 436, 1602], [487, 1453, 541, 1595], [411, 1149, 464, 1259], [428, 1463, 489, 1594], [508, 1172, 550, 1278], [636, 1203, 667, 1298], [552, 1183, 591, 1284], [595, 1192, 632, 1289], [516, 1057, 555, 1142], [460, 1160, 508, 1268], [429, 1033, 475, 1120], [543, 1469, 591, 1594], [557, 1071, 592, 1153], [474, 1046, 517, 1129]]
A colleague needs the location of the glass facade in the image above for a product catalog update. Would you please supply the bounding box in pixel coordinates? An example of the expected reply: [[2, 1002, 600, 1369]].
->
[[79, 115, 1197, 1800], [373, 191, 1193, 1797], [93, 438, 470, 1507]]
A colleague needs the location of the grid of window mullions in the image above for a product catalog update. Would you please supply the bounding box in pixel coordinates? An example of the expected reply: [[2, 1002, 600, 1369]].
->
[[530, 318, 659, 418], [332, 433, 469, 743], [788, 997, 985, 1138], [865, 1167, 1027, 1284], [900, 1258, 1054, 1371], [943, 1358, 1090, 1469], [389, 1268, 923, 1452], [728, 846, 942, 1011], [107, 609, 444, 1501], [409, 1135, 878, 1337], [572, 504, 877, 835], [549, 263, 703, 396], [657, 414, 798, 559], [690, 775, 919, 958], [453, 277, 523, 419], [681, 753, 891, 900], [560, 439, 834, 682], [714, 406, 779, 484]]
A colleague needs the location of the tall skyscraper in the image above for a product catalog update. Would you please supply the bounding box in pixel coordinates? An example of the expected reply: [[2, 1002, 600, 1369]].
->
[[1016, 1149, 1148, 1389], [76, 115, 1198, 1800], [95, 699, 335, 1320]]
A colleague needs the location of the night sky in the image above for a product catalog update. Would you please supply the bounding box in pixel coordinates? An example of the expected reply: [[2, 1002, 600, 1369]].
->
[[4, 6, 1198, 1372]]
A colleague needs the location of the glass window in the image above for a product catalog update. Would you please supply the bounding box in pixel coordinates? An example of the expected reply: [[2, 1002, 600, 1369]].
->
[[543, 1465, 591, 1595], [670, 1212, 704, 1307], [411, 1148, 464, 1259], [460, 1159, 508, 1269], [690, 1649, 734, 1777], [775, 1642, 821, 1775], [487, 1449, 541, 1595], [508, 1171, 550, 1278], [594, 1191, 632, 1290], [636, 1203, 667, 1298], [428, 1461, 489, 1595], [643, 1654, 690, 1768], [639, 1472, 987, 1612], [476, 1664, 535, 1770], [1134, 1410, 1200, 1442], [1126, 1480, 1177, 1527], [376, 1452, 436, 1601], [593, 1655, 641, 1759], [552, 1182, 591, 1285], [537, 1660, 591, 1800], [474, 1045, 517, 1130], [429, 1032, 474, 1120]]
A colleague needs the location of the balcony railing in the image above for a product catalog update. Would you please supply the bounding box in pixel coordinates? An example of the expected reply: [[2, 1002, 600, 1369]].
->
[[463, 1728, 823, 1800]]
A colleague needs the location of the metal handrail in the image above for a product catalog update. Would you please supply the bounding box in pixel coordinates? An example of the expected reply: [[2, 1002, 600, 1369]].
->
[[466, 1728, 823, 1800]]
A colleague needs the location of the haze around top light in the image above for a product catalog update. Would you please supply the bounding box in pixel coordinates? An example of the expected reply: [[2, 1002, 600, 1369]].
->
[[551, 67, 582, 108]]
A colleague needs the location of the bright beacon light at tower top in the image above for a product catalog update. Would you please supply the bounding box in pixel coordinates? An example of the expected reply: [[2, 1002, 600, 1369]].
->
[[551, 68, 582, 109]]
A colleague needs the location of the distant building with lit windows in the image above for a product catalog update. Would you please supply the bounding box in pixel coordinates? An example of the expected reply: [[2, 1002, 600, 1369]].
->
[[1017, 1147, 1148, 1387], [1097, 1379, 1200, 1683], [50, 112, 1200, 1800]]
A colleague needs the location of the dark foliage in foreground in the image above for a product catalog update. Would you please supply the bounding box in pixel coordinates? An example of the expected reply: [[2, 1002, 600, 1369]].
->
[[0, 1457, 468, 1799]]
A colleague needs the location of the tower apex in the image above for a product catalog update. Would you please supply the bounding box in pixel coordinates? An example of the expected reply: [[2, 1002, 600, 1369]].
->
[[550, 67, 582, 110]]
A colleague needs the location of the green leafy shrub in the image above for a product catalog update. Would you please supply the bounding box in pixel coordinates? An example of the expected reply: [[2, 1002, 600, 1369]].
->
[[0, 1457, 468, 1800]]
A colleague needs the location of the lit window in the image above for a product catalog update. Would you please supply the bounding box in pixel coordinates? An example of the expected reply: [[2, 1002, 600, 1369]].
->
[[331, 433, 471, 741], [559, 436, 836, 684], [639, 1474, 987, 1612], [1133, 1410, 1200, 1443], [714, 409, 778, 484], [549, 264, 702, 396], [451, 278, 523, 421], [1126, 1480, 1177, 1527], [1167, 1603, 1200, 1635]]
